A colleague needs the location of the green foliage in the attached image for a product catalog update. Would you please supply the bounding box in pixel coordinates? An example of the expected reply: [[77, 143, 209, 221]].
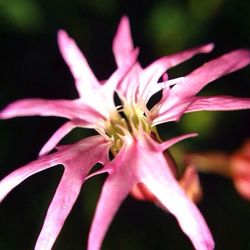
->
[[0, 0, 43, 31]]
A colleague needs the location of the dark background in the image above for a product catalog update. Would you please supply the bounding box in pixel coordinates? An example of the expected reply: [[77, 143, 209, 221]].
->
[[0, 0, 250, 249]]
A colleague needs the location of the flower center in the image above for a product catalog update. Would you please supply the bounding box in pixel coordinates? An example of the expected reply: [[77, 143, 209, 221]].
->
[[103, 102, 153, 155]]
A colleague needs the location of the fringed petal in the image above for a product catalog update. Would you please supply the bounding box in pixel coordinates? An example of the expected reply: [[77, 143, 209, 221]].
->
[[35, 167, 84, 250], [0, 135, 109, 203], [138, 44, 214, 103], [87, 144, 136, 250], [140, 168, 214, 250], [112, 16, 134, 67], [174, 49, 250, 98], [152, 133, 198, 152], [134, 135, 214, 250], [0, 98, 104, 124], [185, 96, 250, 113], [1, 135, 110, 249], [88, 131, 211, 250], [151, 96, 195, 125], [57, 30, 99, 98], [152, 49, 250, 125], [111, 16, 140, 101], [116, 63, 142, 102], [35, 136, 110, 250], [101, 48, 139, 104], [39, 119, 87, 156], [0, 153, 60, 203]]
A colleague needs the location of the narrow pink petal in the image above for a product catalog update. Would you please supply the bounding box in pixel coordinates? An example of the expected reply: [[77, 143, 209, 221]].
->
[[102, 48, 139, 102], [0, 153, 60, 203], [152, 49, 250, 125], [57, 30, 100, 97], [138, 43, 214, 101], [138, 65, 169, 103], [157, 133, 198, 151], [141, 169, 214, 250], [87, 145, 136, 250], [173, 49, 250, 98], [186, 96, 250, 113], [162, 43, 214, 67], [35, 168, 84, 250], [35, 136, 110, 250], [151, 96, 195, 125], [116, 63, 142, 101], [88, 132, 204, 250], [112, 16, 134, 67], [39, 119, 87, 156], [133, 135, 214, 250], [1, 136, 110, 250], [0, 98, 104, 125], [0, 136, 109, 203], [87, 175, 134, 250], [59, 52, 143, 118], [57, 30, 118, 117], [121, 44, 213, 103], [112, 16, 142, 101], [154, 94, 250, 125], [145, 77, 185, 108]]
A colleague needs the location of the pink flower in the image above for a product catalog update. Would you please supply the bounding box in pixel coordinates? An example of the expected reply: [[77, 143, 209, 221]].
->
[[230, 140, 250, 200], [1, 16, 250, 250], [185, 139, 250, 200]]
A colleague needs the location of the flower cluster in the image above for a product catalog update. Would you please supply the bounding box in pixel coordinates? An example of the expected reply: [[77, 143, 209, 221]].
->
[[1, 16, 250, 250]]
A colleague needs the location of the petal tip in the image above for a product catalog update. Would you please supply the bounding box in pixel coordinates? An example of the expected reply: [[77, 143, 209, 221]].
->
[[202, 43, 215, 53], [119, 15, 130, 29], [237, 49, 250, 61], [57, 29, 68, 41], [57, 29, 72, 49], [0, 107, 13, 119], [121, 15, 129, 21], [0, 111, 6, 119]]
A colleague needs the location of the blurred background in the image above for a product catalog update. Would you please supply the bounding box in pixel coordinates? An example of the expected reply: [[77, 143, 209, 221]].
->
[[0, 0, 250, 249]]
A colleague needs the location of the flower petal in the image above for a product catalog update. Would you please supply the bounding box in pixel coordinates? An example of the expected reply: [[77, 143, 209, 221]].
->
[[35, 136, 110, 250], [39, 119, 86, 156], [134, 135, 214, 250], [57, 30, 100, 97], [175, 49, 250, 98], [152, 49, 250, 125], [102, 47, 139, 100], [112, 16, 134, 67], [151, 96, 195, 125], [112, 16, 214, 104], [154, 133, 198, 151], [138, 43, 214, 103], [186, 96, 250, 113], [113, 21, 141, 101], [0, 136, 109, 203], [0, 98, 104, 125], [87, 141, 135, 250], [0, 153, 59, 203], [35, 167, 84, 250], [57, 31, 115, 117], [1, 136, 110, 250], [88, 132, 210, 250], [116, 63, 142, 102], [87, 145, 136, 250], [140, 168, 214, 250]]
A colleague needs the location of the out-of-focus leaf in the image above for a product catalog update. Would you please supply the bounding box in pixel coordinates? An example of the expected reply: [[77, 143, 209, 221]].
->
[[0, 0, 43, 31]]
